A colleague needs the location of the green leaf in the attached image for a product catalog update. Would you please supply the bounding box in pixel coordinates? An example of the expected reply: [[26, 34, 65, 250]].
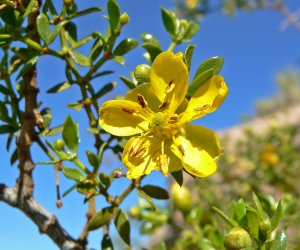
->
[[66, 7, 103, 20], [88, 206, 117, 231], [246, 207, 260, 240], [89, 39, 104, 62], [113, 55, 125, 65], [36, 13, 50, 43], [171, 170, 183, 186], [16, 56, 39, 80], [119, 75, 136, 89], [0, 125, 16, 134], [182, 20, 200, 42], [107, 0, 120, 31], [114, 38, 138, 56], [0, 101, 10, 122], [161, 7, 178, 36], [94, 82, 116, 99], [64, 22, 78, 41], [40, 108, 52, 129], [136, 188, 155, 211], [142, 43, 162, 63], [68, 102, 83, 112], [69, 50, 91, 67], [47, 81, 72, 94], [101, 233, 114, 250], [0, 85, 12, 95], [23, 0, 38, 18], [252, 192, 265, 220], [114, 208, 131, 245], [99, 173, 111, 187], [91, 70, 113, 80], [193, 56, 224, 80], [0, 7, 19, 26], [270, 197, 283, 231], [86, 151, 99, 169], [141, 33, 161, 48], [70, 35, 94, 50], [62, 167, 84, 182], [141, 185, 169, 200], [45, 125, 63, 136], [10, 148, 18, 166], [234, 199, 247, 226], [47, 20, 68, 45], [184, 44, 196, 71], [212, 206, 238, 227], [187, 68, 214, 98], [62, 183, 78, 197], [62, 116, 79, 151], [270, 231, 288, 250]]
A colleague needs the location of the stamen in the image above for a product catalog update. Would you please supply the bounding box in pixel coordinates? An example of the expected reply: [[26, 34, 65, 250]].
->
[[195, 104, 210, 112], [178, 145, 185, 156], [168, 116, 178, 124], [165, 80, 175, 94], [137, 94, 148, 108], [159, 101, 169, 110], [122, 108, 138, 114], [159, 140, 168, 176], [134, 147, 146, 158]]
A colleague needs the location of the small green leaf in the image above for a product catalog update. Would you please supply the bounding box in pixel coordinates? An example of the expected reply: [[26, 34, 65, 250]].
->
[[270, 197, 283, 231], [184, 44, 196, 71], [64, 22, 78, 41], [107, 0, 120, 31], [141, 33, 161, 48], [47, 81, 72, 94], [10, 148, 18, 166], [234, 199, 247, 226], [70, 35, 94, 50], [161, 7, 178, 36], [68, 102, 83, 112], [88, 206, 117, 231], [113, 55, 125, 65], [89, 39, 104, 62], [92, 70, 113, 80], [136, 188, 155, 211], [182, 21, 200, 42], [62, 183, 78, 197], [212, 206, 238, 227], [0, 85, 12, 95], [45, 125, 63, 136], [36, 13, 50, 43], [171, 170, 183, 186], [102, 233, 114, 250], [16, 56, 39, 80], [114, 38, 138, 56], [142, 43, 162, 63], [252, 192, 265, 220], [119, 75, 136, 89], [66, 7, 103, 20], [0, 7, 19, 26], [0, 101, 10, 122], [62, 167, 84, 181], [62, 116, 79, 151], [47, 20, 68, 45], [114, 208, 131, 245], [69, 50, 91, 67], [40, 108, 52, 129], [246, 207, 260, 240], [0, 125, 16, 134], [99, 173, 111, 187], [187, 68, 214, 98], [86, 151, 99, 169], [94, 82, 116, 99], [270, 231, 288, 250], [23, 0, 38, 18], [141, 185, 169, 200], [193, 56, 224, 80]]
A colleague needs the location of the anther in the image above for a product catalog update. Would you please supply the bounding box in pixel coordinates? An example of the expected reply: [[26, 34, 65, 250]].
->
[[137, 94, 148, 108], [159, 101, 169, 110], [168, 116, 178, 124], [122, 108, 137, 114], [195, 104, 210, 112], [165, 80, 175, 94], [178, 145, 185, 156], [133, 147, 146, 158]]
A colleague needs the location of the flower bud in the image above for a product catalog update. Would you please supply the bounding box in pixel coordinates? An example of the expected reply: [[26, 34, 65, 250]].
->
[[64, 0, 73, 5], [54, 139, 65, 151], [134, 64, 151, 83], [120, 12, 130, 25], [129, 206, 141, 218], [224, 227, 252, 250], [170, 182, 192, 213], [260, 220, 271, 233]]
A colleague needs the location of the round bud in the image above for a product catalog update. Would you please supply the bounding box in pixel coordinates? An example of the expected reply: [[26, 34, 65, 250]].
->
[[54, 139, 65, 151], [260, 220, 271, 233], [224, 227, 252, 250], [64, 0, 73, 5], [129, 207, 141, 218], [170, 182, 192, 213], [120, 12, 130, 25], [134, 64, 151, 83]]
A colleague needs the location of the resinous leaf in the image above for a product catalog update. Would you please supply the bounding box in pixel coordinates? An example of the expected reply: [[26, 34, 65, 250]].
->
[[88, 206, 117, 231], [141, 185, 169, 200], [62, 167, 84, 182], [107, 0, 120, 31], [184, 44, 196, 71], [47, 81, 72, 94], [114, 208, 131, 245], [37, 13, 50, 43], [114, 38, 138, 56], [193, 56, 224, 80], [161, 7, 178, 36], [62, 115, 79, 152], [69, 50, 91, 67]]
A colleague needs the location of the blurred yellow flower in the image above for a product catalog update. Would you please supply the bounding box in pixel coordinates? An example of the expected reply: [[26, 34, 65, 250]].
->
[[186, 0, 198, 9], [259, 144, 279, 166], [99, 51, 228, 179]]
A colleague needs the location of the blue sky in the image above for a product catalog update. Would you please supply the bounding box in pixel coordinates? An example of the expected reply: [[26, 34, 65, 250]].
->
[[0, 0, 299, 249]]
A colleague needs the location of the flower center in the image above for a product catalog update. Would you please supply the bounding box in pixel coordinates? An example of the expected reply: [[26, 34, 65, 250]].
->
[[150, 112, 180, 139]]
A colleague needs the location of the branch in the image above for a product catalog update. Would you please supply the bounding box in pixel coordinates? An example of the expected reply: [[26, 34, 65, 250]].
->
[[0, 184, 83, 250]]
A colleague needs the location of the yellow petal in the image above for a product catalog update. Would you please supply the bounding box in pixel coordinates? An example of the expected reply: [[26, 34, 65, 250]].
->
[[165, 139, 183, 172], [180, 75, 228, 123], [182, 124, 222, 159], [150, 51, 188, 113], [125, 83, 161, 112], [171, 135, 217, 178], [99, 100, 150, 136], [123, 136, 162, 179]]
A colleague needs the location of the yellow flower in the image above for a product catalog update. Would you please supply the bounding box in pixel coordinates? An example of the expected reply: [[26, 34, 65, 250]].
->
[[99, 51, 228, 179]]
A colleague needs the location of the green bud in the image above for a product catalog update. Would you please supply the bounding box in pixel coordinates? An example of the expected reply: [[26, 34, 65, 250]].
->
[[260, 220, 271, 233], [224, 227, 252, 250], [134, 64, 151, 83], [54, 139, 65, 151], [170, 183, 192, 214], [120, 12, 130, 25], [129, 207, 141, 218]]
